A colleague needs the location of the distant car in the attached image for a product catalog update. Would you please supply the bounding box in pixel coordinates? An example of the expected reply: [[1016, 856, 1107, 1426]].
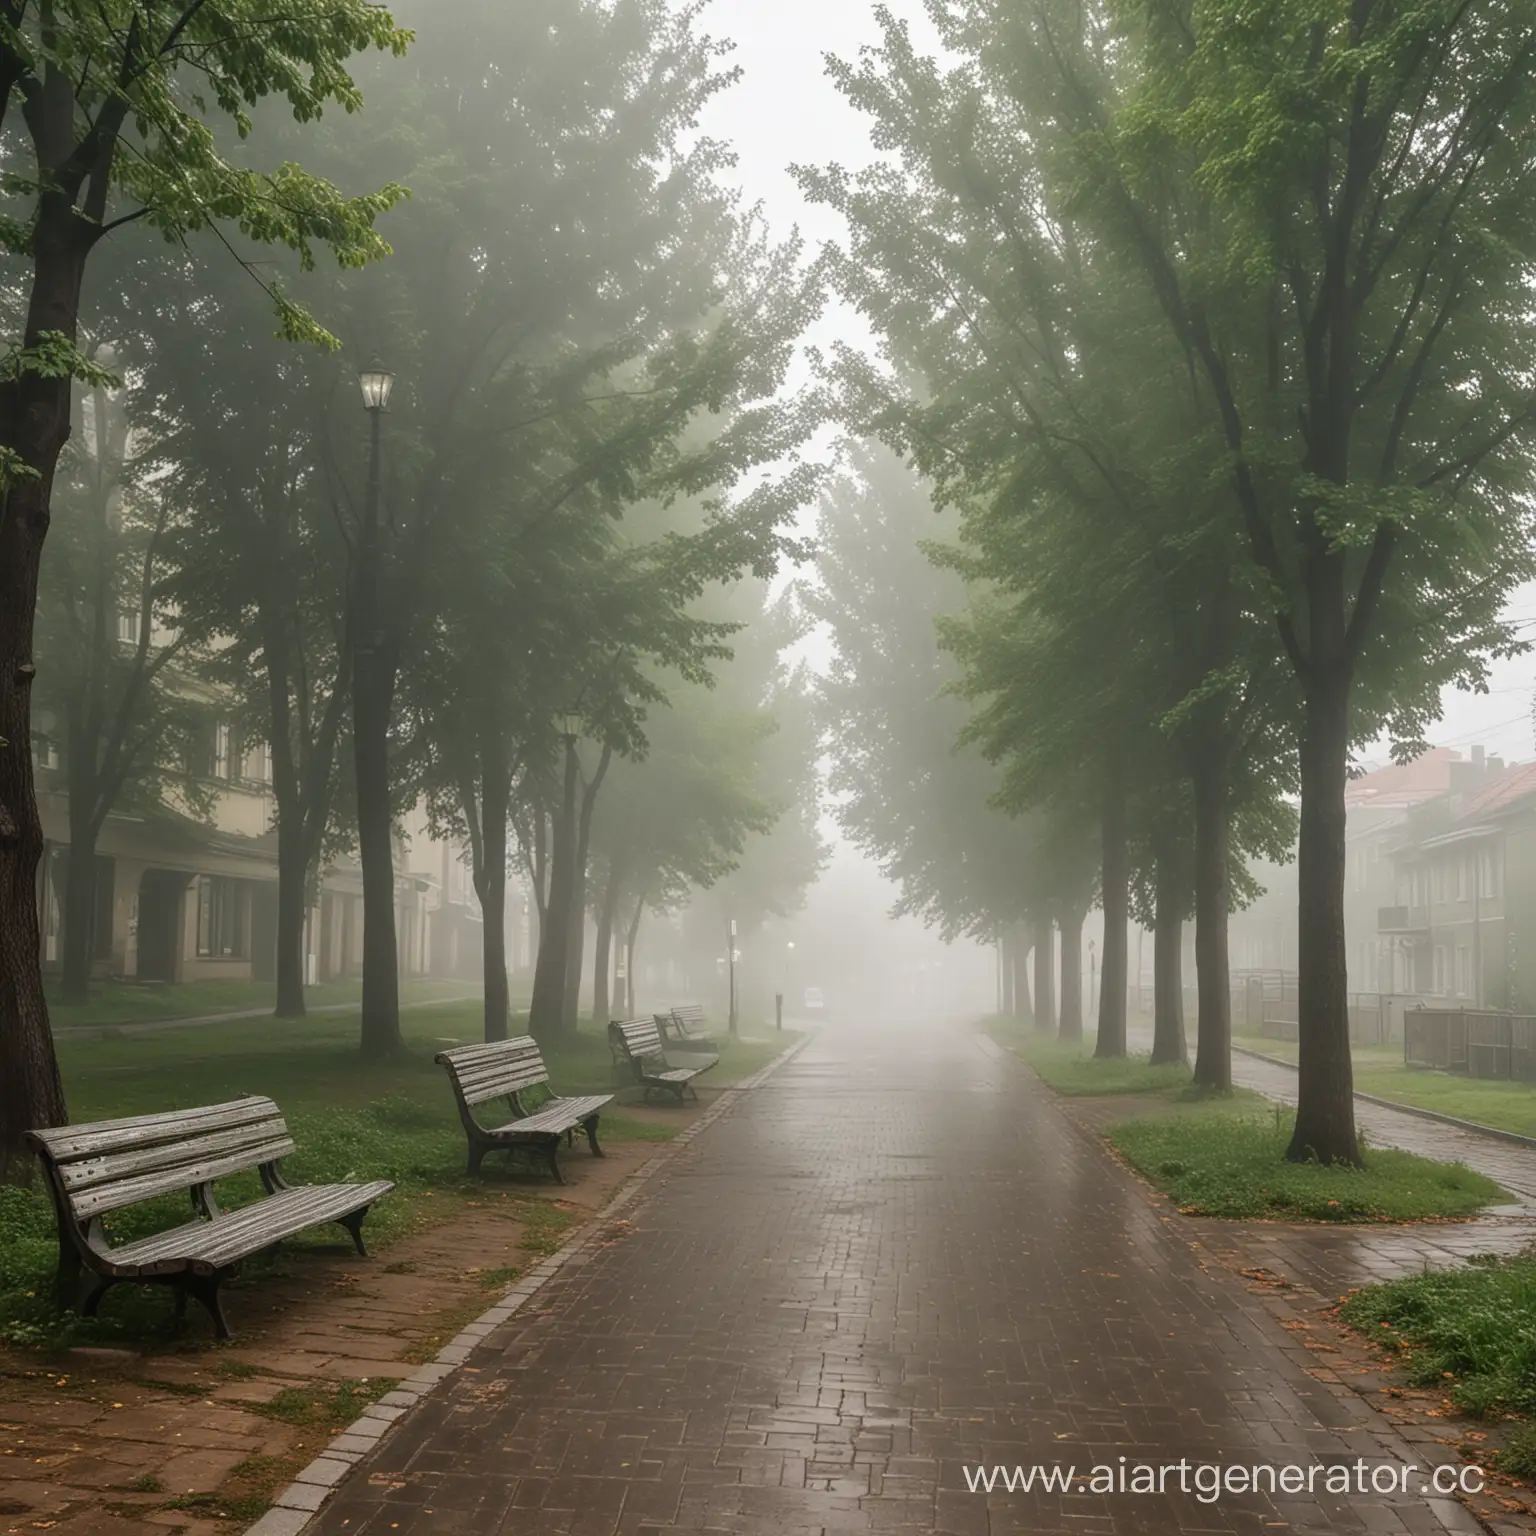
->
[[803, 986, 827, 1018]]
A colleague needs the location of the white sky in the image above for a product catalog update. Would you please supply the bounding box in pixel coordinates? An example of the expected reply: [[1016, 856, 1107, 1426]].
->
[[697, 0, 1536, 776]]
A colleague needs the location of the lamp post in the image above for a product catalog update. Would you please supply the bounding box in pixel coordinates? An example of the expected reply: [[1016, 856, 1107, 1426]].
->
[[1088, 939, 1097, 1020], [728, 917, 738, 1038], [354, 358, 399, 1058]]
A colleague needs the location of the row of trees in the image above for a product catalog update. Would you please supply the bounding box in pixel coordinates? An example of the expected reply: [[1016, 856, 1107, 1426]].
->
[[808, 0, 1536, 1166], [0, 0, 826, 1179]]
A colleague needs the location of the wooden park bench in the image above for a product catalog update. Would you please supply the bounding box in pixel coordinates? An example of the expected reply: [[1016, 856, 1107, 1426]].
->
[[659, 1003, 719, 1053], [609, 1017, 716, 1103], [25, 1097, 393, 1341], [435, 1035, 611, 1183]]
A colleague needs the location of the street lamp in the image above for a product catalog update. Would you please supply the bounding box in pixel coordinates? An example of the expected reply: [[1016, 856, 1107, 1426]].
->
[[560, 710, 581, 742], [358, 359, 395, 413], [728, 917, 738, 1038]]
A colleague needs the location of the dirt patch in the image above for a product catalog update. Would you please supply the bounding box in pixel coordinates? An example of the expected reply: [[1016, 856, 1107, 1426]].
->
[[0, 1119, 686, 1534]]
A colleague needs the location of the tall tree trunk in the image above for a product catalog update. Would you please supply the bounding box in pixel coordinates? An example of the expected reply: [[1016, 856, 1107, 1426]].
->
[[563, 901, 586, 1032], [0, 209, 90, 1177], [624, 894, 644, 1016], [274, 839, 309, 1018], [999, 930, 1015, 1016], [1058, 906, 1085, 1042], [475, 735, 512, 1044], [59, 810, 97, 1005], [352, 411, 399, 1060], [1191, 759, 1232, 1088], [1095, 778, 1130, 1059], [1289, 668, 1359, 1163], [1033, 913, 1055, 1031], [1012, 926, 1034, 1025], [263, 591, 347, 1020], [562, 744, 611, 1033], [592, 865, 621, 1028], [1150, 858, 1187, 1066], [529, 742, 579, 1040]]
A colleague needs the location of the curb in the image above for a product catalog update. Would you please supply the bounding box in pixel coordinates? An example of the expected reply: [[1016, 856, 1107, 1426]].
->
[[243, 1028, 814, 1536], [1232, 1043, 1536, 1152]]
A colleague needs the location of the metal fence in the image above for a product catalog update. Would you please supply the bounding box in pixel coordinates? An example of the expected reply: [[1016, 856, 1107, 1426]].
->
[[1257, 993, 1390, 1046], [1404, 1008, 1536, 1081]]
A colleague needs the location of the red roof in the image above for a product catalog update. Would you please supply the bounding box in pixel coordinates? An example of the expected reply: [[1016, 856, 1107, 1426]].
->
[[1345, 748, 1464, 808], [1456, 760, 1536, 823]]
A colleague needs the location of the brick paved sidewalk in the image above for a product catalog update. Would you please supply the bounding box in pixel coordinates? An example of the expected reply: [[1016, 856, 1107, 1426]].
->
[[305, 1017, 1500, 1536]]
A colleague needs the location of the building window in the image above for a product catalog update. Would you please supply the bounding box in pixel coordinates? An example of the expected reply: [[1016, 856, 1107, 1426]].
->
[[31, 734, 59, 771], [1455, 859, 1468, 901], [213, 723, 232, 781], [196, 876, 250, 958], [1481, 850, 1500, 899], [1455, 946, 1471, 999], [242, 740, 271, 785], [117, 609, 139, 644]]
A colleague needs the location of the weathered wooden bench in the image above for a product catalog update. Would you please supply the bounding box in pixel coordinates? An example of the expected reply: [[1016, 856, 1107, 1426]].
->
[[25, 1097, 393, 1340], [434, 1035, 611, 1182], [660, 1003, 719, 1052], [609, 1017, 716, 1102]]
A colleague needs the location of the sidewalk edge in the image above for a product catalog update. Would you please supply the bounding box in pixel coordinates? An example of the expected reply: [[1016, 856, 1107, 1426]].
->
[[1232, 1043, 1536, 1151], [242, 1027, 814, 1536]]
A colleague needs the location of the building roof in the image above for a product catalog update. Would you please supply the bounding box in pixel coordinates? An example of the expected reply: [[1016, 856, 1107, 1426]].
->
[[1456, 760, 1536, 823], [1344, 748, 1465, 809]]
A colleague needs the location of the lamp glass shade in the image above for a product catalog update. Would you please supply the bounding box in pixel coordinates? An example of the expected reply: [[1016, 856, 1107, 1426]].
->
[[358, 360, 394, 412], [561, 711, 581, 739]]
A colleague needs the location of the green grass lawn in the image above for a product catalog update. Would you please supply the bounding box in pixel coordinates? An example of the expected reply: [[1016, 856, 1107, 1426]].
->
[[43, 974, 478, 1030], [1110, 1107, 1509, 1221], [986, 1016, 1198, 1096], [1339, 1252, 1536, 1476], [1242, 1037, 1536, 1141], [1, 1001, 795, 1349]]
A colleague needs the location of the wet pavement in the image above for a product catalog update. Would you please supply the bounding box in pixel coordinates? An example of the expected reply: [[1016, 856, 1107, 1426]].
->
[[310, 1016, 1494, 1536]]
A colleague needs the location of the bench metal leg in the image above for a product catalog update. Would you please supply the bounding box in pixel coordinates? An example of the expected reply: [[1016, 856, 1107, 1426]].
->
[[78, 1272, 114, 1319], [180, 1274, 233, 1341], [467, 1142, 489, 1178], [542, 1142, 566, 1184], [584, 1116, 604, 1158], [337, 1208, 370, 1257]]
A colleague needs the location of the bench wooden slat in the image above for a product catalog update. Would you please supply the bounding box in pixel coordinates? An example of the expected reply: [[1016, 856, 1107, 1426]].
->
[[110, 1181, 394, 1273], [435, 1036, 610, 1181], [487, 1095, 613, 1138], [436, 1037, 552, 1107], [68, 1135, 299, 1220], [609, 1019, 715, 1102], [24, 1095, 393, 1341], [31, 1098, 281, 1162], [58, 1117, 294, 1195]]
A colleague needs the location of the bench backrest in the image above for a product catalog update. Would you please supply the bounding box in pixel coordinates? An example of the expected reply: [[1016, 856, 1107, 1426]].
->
[[611, 1017, 665, 1061], [671, 1004, 706, 1028], [25, 1097, 294, 1225], [435, 1036, 552, 1109]]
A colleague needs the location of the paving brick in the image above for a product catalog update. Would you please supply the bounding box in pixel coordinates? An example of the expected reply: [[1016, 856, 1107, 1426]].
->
[[309, 1019, 1528, 1535]]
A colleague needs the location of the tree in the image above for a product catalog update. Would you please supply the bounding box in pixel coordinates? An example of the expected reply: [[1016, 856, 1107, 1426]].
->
[[809, 442, 1040, 954], [0, 0, 407, 1175], [32, 364, 211, 1002], [300, 0, 819, 1056], [1039, 0, 1536, 1159], [139, 243, 354, 1020], [798, 5, 1301, 1081]]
